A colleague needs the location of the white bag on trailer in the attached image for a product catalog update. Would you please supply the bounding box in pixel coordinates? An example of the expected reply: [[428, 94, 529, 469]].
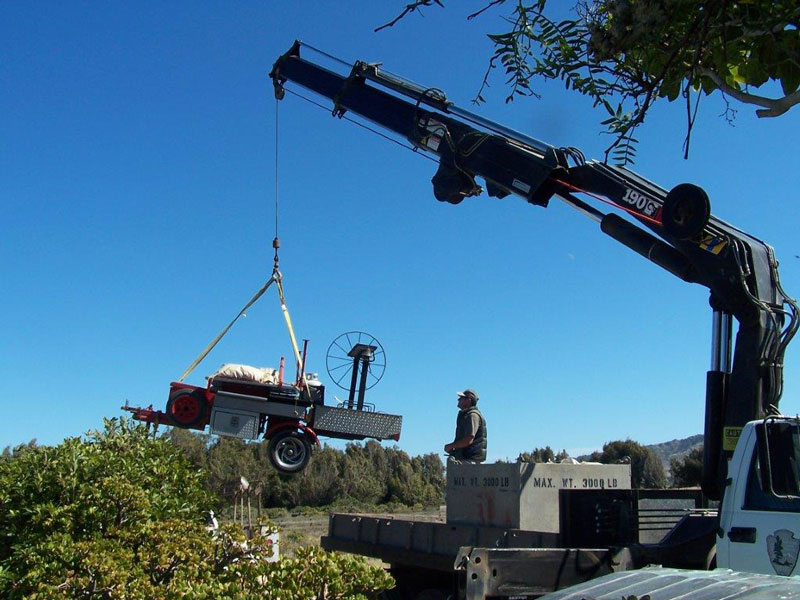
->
[[210, 363, 278, 385]]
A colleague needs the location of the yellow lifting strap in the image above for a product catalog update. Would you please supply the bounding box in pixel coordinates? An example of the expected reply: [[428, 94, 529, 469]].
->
[[177, 267, 307, 386], [275, 272, 304, 377], [178, 274, 278, 382]]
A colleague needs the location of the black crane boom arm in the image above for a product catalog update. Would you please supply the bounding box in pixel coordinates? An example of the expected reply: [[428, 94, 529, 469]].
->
[[270, 41, 797, 499]]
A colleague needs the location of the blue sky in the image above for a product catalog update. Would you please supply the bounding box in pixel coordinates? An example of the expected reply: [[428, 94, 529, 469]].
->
[[3, 3, 799, 462]]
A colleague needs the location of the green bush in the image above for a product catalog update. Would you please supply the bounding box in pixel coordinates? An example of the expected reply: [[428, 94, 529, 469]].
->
[[586, 439, 667, 489], [670, 446, 703, 488], [0, 419, 393, 599]]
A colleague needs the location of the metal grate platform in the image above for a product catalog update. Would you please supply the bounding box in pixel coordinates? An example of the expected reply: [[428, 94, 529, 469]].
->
[[312, 405, 402, 440]]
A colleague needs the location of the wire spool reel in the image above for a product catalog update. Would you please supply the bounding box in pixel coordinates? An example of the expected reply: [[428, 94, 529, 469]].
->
[[325, 331, 386, 409]]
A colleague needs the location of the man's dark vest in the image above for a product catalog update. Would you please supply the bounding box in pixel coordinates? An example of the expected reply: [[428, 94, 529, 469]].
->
[[454, 406, 487, 462]]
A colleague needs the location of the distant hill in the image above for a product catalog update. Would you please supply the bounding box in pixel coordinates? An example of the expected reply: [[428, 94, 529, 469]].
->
[[646, 434, 703, 475], [576, 434, 703, 478]]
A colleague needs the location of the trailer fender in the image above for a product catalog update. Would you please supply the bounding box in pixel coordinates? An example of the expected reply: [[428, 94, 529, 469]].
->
[[265, 421, 320, 447]]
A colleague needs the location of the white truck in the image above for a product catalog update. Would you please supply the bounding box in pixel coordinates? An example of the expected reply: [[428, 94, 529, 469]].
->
[[269, 42, 800, 598], [538, 417, 800, 599]]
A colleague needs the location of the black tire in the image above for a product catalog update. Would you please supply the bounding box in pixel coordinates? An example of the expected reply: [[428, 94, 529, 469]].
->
[[165, 389, 207, 428], [267, 430, 312, 474]]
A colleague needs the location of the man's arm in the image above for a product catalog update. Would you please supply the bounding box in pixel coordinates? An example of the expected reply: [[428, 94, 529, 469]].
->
[[445, 435, 475, 454], [445, 413, 480, 453]]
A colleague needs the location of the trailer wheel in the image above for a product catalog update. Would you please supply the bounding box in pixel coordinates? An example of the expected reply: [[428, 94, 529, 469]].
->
[[166, 389, 207, 428], [268, 430, 312, 474]]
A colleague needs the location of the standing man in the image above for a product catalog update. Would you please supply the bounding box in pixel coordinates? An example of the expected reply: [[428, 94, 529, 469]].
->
[[444, 389, 487, 463]]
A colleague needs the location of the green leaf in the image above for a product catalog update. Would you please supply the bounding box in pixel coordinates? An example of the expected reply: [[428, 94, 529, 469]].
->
[[779, 62, 800, 95], [660, 76, 683, 101]]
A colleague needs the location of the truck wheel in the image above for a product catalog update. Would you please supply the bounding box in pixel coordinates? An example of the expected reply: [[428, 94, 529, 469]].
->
[[166, 389, 207, 428], [268, 430, 312, 474]]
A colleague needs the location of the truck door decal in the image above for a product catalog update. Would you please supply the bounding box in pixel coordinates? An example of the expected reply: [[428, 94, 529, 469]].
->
[[767, 529, 800, 575]]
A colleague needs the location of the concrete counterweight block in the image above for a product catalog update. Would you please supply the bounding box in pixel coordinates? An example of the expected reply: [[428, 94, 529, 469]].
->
[[446, 461, 632, 532]]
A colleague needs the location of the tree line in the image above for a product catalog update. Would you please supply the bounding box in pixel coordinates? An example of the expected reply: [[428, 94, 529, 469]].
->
[[519, 440, 704, 489], [2, 430, 704, 521], [166, 430, 703, 509], [167, 429, 446, 511], [2, 432, 705, 517]]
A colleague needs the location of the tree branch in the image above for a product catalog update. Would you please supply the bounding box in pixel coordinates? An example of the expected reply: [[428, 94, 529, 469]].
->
[[375, 0, 443, 32], [701, 69, 800, 117], [719, 6, 800, 37], [467, 0, 505, 21]]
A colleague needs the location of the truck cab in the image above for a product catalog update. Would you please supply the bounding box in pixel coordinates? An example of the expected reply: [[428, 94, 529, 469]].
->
[[718, 416, 800, 576], [537, 419, 800, 600]]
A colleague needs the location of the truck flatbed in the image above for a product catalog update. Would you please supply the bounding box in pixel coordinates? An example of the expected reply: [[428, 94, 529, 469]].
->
[[321, 487, 717, 599], [321, 512, 563, 571]]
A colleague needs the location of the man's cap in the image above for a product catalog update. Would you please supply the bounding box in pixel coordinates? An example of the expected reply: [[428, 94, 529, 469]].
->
[[457, 389, 479, 403]]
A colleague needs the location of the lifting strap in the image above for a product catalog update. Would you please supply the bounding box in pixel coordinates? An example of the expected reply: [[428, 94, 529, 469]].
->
[[177, 273, 278, 382], [275, 274, 304, 381], [178, 100, 308, 386], [177, 266, 307, 386]]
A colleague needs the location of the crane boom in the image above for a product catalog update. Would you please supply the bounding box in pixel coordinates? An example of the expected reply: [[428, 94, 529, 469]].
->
[[270, 40, 797, 499]]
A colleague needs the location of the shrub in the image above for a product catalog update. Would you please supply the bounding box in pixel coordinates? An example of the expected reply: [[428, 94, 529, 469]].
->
[[0, 418, 392, 599]]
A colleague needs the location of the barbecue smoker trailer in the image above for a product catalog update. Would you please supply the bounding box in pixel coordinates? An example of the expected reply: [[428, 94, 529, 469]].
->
[[124, 337, 402, 474]]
